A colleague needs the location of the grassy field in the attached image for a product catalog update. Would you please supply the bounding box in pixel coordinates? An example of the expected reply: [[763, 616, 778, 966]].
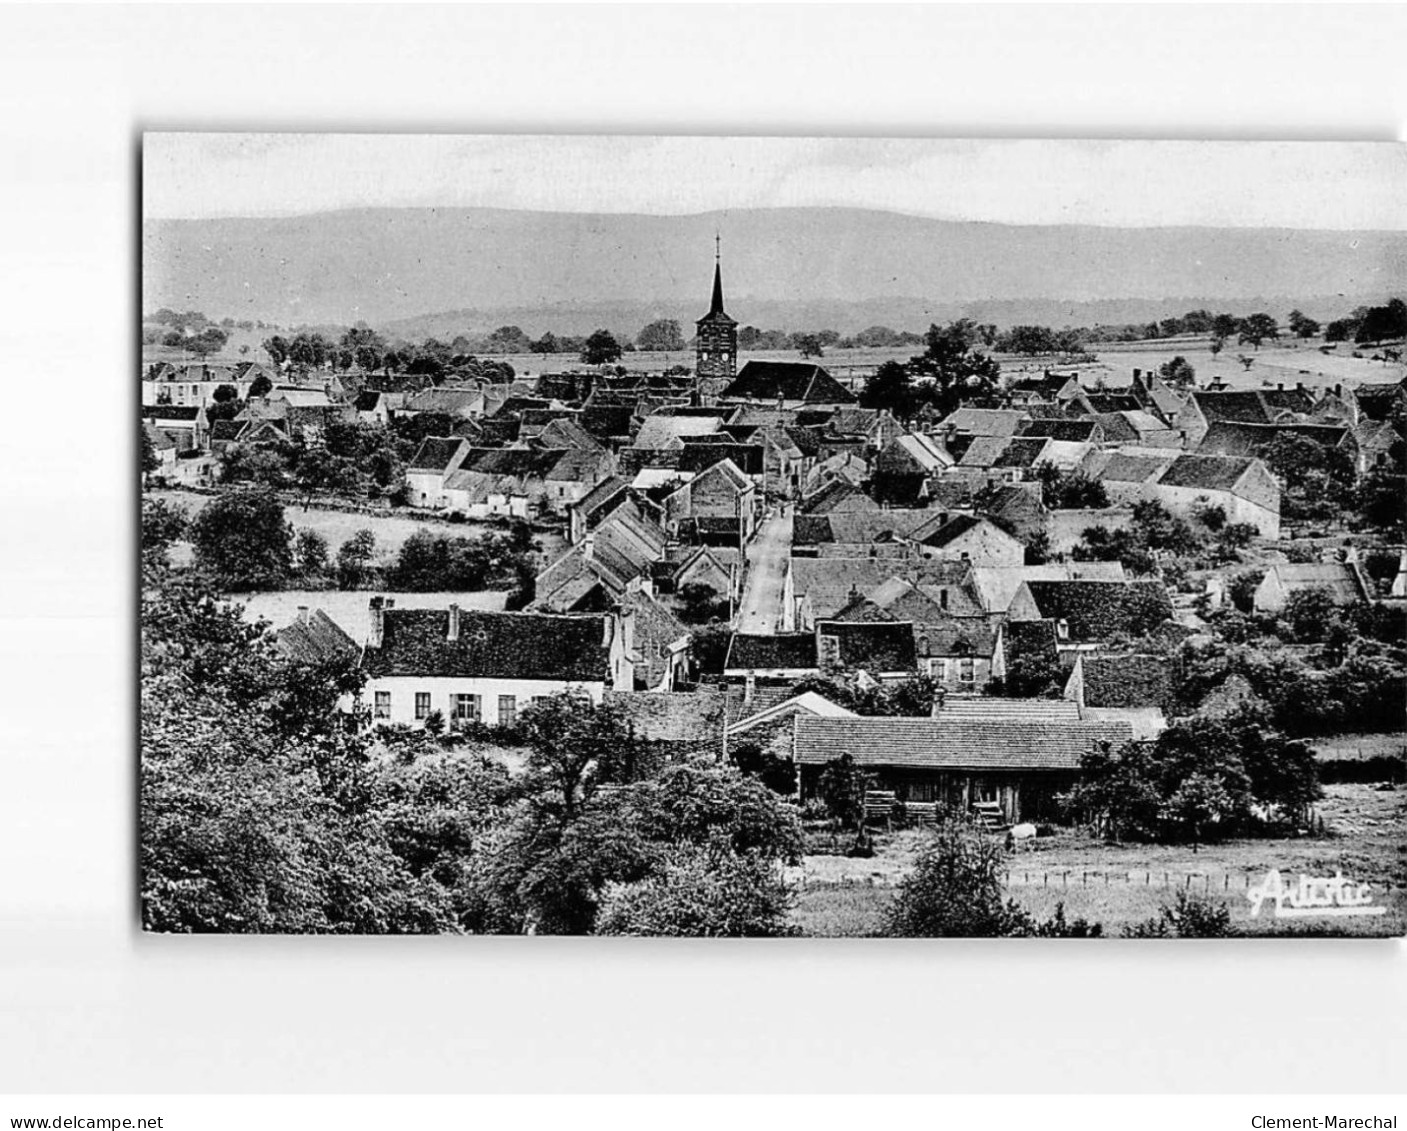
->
[[789, 784, 1407, 938], [148, 488, 568, 570]]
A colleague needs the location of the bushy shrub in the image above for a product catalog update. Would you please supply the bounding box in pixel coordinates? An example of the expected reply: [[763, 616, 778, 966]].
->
[[1122, 891, 1234, 938]]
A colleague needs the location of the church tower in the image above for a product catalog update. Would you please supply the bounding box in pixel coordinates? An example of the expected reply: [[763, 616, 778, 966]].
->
[[694, 236, 738, 382]]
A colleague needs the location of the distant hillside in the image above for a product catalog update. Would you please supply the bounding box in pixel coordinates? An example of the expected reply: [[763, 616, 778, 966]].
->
[[143, 205, 1407, 334]]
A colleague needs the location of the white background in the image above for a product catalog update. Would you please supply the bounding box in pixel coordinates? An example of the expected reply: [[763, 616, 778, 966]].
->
[[0, 3, 1404, 1095]]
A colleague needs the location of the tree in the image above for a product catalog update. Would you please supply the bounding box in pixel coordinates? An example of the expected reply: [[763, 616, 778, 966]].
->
[[1034, 462, 1110, 509], [262, 335, 290, 367], [859, 359, 919, 419], [211, 383, 239, 404], [1287, 309, 1321, 339], [581, 329, 622, 365], [1354, 298, 1407, 344], [885, 816, 1035, 938], [677, 581, 729, 624], [595, 844, 795, 937], [294, 529, 330, 579], [794, 333, 824, 359], [141, 497, 188, 558], [636, 319, 686, 352], [1282, 586, 1338, 643], [530, 331, 560, 355], [518, 692, 636, 816], [1238, 313, 1280, 350], [189, 489, 293, 591], [1158, 356, 1196, 385], [286, 332, 331, 371], [183, 326, 229, 358], [336, 529, 377, 589], [817, 754, 866, 829], [248, 373, 273, 399], [140, 421, 160, 476], [1212, 313, 1242, 340]]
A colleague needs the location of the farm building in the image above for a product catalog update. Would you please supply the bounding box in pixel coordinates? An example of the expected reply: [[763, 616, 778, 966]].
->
[[1252, 562, 1373, 614], [791, 711, 1132, 823]]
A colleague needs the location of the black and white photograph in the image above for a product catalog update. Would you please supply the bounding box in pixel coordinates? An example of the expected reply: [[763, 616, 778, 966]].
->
[[138, 133, 1407, 940]]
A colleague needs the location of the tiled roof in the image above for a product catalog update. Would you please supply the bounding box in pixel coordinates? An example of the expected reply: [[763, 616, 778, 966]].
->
[[1198, 421, 1350, 458], [275, 609, 359, 665], [937, 694, 1081, 722], [1020, 418, 1101, 443], [361, 607, 612, 682], [942, 408, 1030, 436], [799, 479, 875, 515], [724, 632, 818, 672], [1264, 562, 1370, 605], [793, 715, 1132, 770], [816, 619, 918, 672], [605, 688, 726, 743], [913, 618, 1000, 658], [721, 361, 856, 404], [1157, 453, 1254, 492], [1078, 654, 1176, 709], [633, 414, 720, 449], [407, 436, 467, 474], [993, 436, 1051, 469], [1020, 580, 1173, 641]]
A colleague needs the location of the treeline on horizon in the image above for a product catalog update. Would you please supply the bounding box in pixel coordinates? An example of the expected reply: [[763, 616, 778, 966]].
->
[[144, 297, 1407, 366]]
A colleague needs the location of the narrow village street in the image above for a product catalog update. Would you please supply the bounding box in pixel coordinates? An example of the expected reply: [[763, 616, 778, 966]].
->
[[734, 508, 793, 635]]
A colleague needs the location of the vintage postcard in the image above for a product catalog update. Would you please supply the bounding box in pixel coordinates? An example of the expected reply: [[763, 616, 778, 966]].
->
[[140, 135, 1406, 937]]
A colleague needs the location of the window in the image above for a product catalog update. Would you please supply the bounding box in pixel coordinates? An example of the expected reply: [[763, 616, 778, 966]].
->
[[933, 658, 948, 682], [453, 693, 481, 722], [939, 589, 949, 610], [498, 695, 517, 728], [818, 635, 841, 667], [414, 692, 431, 720], [959, 657, 976, 686], [373, 691, 391, 719]]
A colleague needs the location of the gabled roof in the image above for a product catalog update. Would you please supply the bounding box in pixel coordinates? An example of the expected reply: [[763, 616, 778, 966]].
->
[[937, 694, 1082, 722], [1198, 421, 1351, 458], [536, 416, 605, 453], [605, 688, 726, 743], [913, 618, 1000, 658], [1157, 453, 1257, 492], [724, 632, 818, 672], [407, 436, 468, 474], [353, 390, 383, 412], [633, 414, 721, 449], [914, 513, 1017, 551], [970, 563, 1127, 614], [721, 361, 856, 404], [728, 690, 858, 734], [816, 619, 919, 673], [361, 607, 612, 682], [276, 609, 359, 665], [793, 715, 1132, 770], [1075, 654, 1176, 709], [572, 475, 631, 520], [941, 407, 1030, 437], [886, 432, 952, 472], [1192, 388, 1314, 425], [799, 479, 876, 515], [1020, 418, 1101, 443], [993, 436, 1052, 469], [1262, 562, 1371, 605], [1017, 579, 1173, 642]]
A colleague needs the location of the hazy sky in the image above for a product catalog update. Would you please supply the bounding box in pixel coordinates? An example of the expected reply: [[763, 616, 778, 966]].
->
[[144, 134, 1405, 230]]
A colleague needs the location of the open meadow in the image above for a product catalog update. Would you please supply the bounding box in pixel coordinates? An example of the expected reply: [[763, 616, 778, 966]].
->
[[789, 783, 1407, 938], [147, 488, 568, 574]]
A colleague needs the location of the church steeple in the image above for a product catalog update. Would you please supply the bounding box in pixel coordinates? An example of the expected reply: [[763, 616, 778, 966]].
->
[[709, 233, 726, 316], [696, 235, 738, 383]]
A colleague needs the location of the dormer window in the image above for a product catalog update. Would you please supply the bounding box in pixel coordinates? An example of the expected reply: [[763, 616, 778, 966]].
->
[[1057, 618, 1070, 641]]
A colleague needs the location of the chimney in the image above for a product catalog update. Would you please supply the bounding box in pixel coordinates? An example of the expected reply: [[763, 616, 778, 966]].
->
[[582, 532, 595, 561], [1334, 383, 1342, 398], [744, 670, 757, 704], [447, 603, 461, 642], [296, 606, 310, 626], [368, 596, 385, 648], [1277, 383, 1284, 391], [1296, 382, 1305, 393], [1132, 368, 1142, 380], [776, 392, 785, 411]]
